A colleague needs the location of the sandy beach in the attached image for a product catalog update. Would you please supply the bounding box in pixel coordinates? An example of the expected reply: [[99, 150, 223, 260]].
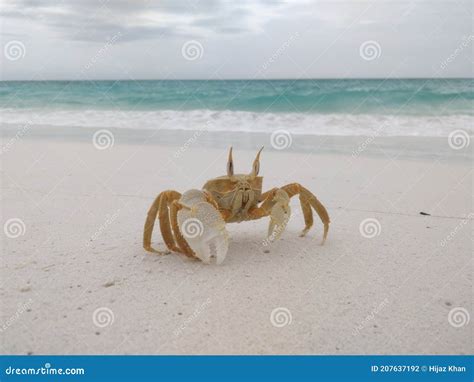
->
[[1, 132, 471, 355]]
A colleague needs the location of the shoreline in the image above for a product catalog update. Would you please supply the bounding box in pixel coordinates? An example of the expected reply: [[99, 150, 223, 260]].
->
[[2, 123, 472, 163]]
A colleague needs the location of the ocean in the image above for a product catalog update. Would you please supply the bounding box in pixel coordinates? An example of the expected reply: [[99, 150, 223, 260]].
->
[[0, 79, 472, 137]]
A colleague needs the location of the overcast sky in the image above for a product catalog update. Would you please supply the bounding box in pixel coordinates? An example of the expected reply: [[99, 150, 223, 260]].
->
[[0, 0, 472, 80]]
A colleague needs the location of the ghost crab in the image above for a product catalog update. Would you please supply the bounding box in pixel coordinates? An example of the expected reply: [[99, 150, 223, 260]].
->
[[143, 147, 330, 264]]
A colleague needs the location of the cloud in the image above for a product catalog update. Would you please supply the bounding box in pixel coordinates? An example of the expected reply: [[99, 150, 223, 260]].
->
[[1, 0, 471, 80], [0, 0, 303, 42]]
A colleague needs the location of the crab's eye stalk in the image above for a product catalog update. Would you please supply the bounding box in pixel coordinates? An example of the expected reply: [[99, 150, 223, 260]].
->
[[250, 146, 264, 178], [227, 147, 234, 177]]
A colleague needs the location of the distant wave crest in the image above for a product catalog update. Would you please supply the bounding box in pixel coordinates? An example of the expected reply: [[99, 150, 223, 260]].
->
[[0, 79, 472, 114], [1, 108, 472, 137]]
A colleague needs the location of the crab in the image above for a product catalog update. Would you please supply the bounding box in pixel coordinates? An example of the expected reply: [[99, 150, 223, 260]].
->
[[143, 147, 330, 264]]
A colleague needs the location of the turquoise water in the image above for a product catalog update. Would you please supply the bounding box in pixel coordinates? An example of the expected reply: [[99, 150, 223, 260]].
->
[[0, 79, 472, 136], [1, 79, 472, 114]]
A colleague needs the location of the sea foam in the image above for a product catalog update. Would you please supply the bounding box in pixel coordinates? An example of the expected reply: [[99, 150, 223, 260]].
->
[[0, 108, 472, 137]]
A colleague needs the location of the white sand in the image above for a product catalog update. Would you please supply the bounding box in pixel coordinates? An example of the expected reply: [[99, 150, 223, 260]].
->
[[1, 137, 472, 354]]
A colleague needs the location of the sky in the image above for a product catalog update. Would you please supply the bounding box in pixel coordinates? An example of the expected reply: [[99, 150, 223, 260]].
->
[[0, 0, 472, 80]]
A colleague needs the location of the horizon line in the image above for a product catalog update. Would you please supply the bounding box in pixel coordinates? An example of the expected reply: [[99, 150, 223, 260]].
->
[[1, 77, 472, 82]]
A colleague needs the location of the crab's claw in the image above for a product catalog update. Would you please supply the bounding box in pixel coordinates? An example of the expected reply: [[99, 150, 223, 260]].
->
[[177, 190, 229, 264], [267, 189, 291, 242]]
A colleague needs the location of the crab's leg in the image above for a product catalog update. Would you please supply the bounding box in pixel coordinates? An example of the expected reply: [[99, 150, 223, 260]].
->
[[278, 185, 313, 237], [252, 184, 330, 244], [170, 200, 198, 258], [160, 191, 183, 252], [259, 188, 277, 204], [249, 188, 278, 219], [282, 183, 330, 244], [143, 190, 181, 254], [248, 188, 291, 241], [298, 196, 313, 237], [143, 192, 164, 253]]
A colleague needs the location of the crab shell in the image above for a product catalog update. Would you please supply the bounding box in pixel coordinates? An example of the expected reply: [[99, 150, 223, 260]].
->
[[203, 175, 263, 222]]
